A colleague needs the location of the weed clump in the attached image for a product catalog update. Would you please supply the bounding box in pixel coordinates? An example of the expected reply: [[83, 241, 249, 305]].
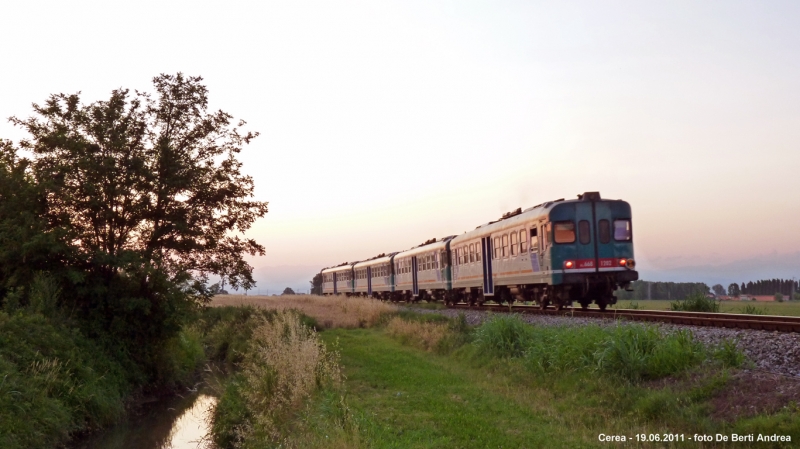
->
[[740, 304, 766, 315], [211, 310, 346, 448], [670, 293, 720, 312]]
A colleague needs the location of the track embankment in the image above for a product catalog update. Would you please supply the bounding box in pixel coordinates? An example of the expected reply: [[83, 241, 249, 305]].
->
[[451, 304, 800, 332], [409, 305, 800, 378]]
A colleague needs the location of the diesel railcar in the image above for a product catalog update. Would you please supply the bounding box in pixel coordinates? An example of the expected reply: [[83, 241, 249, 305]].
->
[[321, 192, 638, 310]]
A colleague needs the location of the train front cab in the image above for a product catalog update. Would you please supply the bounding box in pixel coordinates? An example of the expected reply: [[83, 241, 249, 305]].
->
[[548, 192, 638, 310]]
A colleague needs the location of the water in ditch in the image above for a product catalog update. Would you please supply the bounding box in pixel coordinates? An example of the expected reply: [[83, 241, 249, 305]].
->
[[70, 386, 218, 449]]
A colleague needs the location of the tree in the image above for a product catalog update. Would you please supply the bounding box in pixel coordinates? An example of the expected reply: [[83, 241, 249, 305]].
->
[[282, 287, 296, 295], [8, 73, 268, 372], [712, 284, 726, 297], [727, 283, 740, 297], [309, 272, 322, 295]]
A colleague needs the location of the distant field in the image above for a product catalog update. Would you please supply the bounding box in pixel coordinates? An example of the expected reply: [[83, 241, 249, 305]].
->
[[614, 299, 800, 316], [210, 294, 396, 328]]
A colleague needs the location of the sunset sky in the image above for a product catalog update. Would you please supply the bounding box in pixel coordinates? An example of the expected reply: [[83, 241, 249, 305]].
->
[[2, 1, 799, 292]]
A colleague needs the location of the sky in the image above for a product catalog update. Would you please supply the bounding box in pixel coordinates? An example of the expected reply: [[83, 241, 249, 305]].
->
[[2, 1, 799, 292]]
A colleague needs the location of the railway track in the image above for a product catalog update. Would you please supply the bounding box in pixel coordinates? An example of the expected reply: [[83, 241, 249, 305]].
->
[[448, 303, 800, 333]]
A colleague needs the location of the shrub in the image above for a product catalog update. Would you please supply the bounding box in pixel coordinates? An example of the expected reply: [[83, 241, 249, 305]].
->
[[775, 293, 784, 302], [670, 293, 720, 312]]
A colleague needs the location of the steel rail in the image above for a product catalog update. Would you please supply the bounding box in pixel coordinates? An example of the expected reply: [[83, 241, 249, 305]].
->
[[449, 303, 800, 333]]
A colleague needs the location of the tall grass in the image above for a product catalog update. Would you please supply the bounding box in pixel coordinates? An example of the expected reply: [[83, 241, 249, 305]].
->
[[473, 315, 742, 382], [212, 294, 397, 329], [473, 314, 534, 358], [211, 310, 348, 448], [385, 316, 451, 352]]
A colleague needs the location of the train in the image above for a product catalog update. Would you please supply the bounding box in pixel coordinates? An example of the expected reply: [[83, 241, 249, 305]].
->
[[320, 192, 638, 310]]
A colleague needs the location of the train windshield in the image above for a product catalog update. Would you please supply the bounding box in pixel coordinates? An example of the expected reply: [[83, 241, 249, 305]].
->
[[613, 219, 632, 241], [553, 221, 576, 244]]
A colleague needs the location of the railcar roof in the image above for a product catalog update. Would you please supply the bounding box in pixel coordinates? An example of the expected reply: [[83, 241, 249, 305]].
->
[[394, 237, 454, 258], [353, 254, 396, 268], [321, 263, 357, 274], [451, 192, 627, 243]]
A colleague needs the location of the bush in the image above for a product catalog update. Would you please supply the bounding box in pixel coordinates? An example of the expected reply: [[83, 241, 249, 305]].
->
[[670, 293, 720, 312], [775, 293, 784, 302]]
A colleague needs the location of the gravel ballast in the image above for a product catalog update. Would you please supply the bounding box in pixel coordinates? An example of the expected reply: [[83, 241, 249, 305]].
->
[[405, 306, 800, 378]]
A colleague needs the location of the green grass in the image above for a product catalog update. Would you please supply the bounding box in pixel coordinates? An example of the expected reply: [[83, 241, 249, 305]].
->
[[313, 314, 798, 449], [323, 328, 599, 448]]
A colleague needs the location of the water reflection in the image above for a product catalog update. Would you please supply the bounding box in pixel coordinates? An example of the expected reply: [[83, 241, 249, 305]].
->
[[71, 390, 217, 449]]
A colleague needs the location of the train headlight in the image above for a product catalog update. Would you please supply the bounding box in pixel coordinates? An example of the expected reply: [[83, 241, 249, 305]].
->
[[626, 259, 636, 269], [564, 260, 575, 269], [618, 258, 627, 267]]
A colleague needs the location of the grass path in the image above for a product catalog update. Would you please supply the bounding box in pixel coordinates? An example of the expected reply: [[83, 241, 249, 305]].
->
[[323, 328, 611, 449]]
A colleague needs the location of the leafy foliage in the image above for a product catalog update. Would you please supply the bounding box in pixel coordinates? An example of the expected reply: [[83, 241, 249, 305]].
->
[[3, 73, 268, 377]]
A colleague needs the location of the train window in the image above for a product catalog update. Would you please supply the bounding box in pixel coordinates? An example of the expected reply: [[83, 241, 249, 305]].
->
[[520, 230, 527, 253], [614, 220, 632, 241], [493, 237, 500, 259], [579, 220, 591, 244], [510, 232, 518, 256], [502, 234, 509, 258], [598, 220, 611, 243], [459, 248, 464, 265], [554, 222, 576, 243], [466, 244, 472, 262], [476, 245, 481, 262]]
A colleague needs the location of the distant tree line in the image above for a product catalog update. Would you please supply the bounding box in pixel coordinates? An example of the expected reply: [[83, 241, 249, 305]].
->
[[726, 279, 798, 297], [615, 281, 710, 301]]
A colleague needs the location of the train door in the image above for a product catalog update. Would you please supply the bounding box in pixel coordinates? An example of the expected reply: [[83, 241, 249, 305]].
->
[[480, 237, 494, 295], [411, 256, 419, 297], [529, 226, 541, 273], [575, 201, 597, 271], [367, 267, 372, 296], [594, 201, 632, 270]]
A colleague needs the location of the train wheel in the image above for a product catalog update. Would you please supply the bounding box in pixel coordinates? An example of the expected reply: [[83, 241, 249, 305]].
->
[[579, 300, 590, 310], [538, 298, 549, 310]]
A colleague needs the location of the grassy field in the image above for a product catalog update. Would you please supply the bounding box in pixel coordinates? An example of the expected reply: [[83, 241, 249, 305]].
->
[[320, 323, 798, 449], [207, 297, 799, 448], [613, 299, 800, 316]]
